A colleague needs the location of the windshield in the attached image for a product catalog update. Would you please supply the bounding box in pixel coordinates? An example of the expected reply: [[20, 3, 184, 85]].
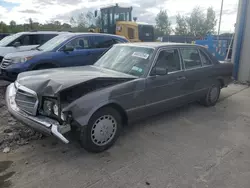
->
[[95, 45, 155, 77], [0, 33, 22, 47], [37, 34, 71, 51]]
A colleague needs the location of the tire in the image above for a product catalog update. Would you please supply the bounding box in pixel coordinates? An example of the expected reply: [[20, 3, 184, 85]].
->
[[79, 107, 122, 153], [201, 81, 221, 107]]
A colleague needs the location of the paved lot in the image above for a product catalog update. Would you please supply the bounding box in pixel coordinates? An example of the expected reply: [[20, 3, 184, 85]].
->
[[1, 83, 250, 188]]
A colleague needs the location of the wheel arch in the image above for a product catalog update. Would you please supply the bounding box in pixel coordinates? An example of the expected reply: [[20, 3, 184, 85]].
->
[[82, 101, 128, 127], [216, 76, 225, 88]]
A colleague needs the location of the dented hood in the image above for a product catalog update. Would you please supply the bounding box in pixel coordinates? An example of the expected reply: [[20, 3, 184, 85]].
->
[[17, 65, 136, 96]]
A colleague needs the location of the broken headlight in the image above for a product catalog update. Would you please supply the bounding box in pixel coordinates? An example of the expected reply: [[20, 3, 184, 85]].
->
[[43, 99, 58, 116], [43, 99, 67, 121]]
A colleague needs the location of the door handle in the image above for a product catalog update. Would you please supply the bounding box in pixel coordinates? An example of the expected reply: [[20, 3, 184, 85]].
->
[[177, 76, 186, 80]]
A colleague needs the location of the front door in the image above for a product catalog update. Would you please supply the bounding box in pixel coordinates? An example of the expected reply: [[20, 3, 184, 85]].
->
[[145, 48, 188, 115], [9, 34, 39, 52]]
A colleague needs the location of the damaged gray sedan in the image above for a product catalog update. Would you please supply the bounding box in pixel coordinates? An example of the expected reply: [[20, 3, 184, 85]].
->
[[6, 43, 233, 152]]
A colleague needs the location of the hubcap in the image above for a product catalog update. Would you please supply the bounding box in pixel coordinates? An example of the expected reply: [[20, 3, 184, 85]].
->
[[91, 115, 117, 146], [210, 86, 219, 102]]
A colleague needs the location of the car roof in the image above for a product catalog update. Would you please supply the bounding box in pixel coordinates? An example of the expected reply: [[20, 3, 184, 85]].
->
[[116, 42, 204, 48], [17, 31, 68, 34], [58, 32, 127, 39]]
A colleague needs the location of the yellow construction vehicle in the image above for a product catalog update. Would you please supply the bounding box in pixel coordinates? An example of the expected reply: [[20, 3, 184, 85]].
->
[[93, 4, 154, 42]]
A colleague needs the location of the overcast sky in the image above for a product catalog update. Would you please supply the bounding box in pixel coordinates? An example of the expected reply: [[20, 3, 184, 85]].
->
[[0, 0, 239, 33]]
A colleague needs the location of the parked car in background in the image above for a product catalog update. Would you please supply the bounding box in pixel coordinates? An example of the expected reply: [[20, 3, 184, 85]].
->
[[0, 33, 10, 40], [6, 43, 233, 152], [0, 31, 64, 62], [0, 33, 129, 81]]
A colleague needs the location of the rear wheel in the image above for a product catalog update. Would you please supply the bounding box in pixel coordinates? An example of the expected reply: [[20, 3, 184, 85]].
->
[[201, 81, 221, 106], [79, 107, 122, 153]]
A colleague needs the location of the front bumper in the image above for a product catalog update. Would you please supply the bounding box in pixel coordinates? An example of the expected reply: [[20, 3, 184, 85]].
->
[[5, 83, 69, 144]]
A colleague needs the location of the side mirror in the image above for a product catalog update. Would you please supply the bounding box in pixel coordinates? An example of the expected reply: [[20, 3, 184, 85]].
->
[[152, 67, 168, 76], [63, 46, 74, 52], [13, 41, 20, 47]]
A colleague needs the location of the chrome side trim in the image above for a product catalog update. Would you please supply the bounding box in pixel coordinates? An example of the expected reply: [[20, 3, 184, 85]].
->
[[126, 88, 208, 112]]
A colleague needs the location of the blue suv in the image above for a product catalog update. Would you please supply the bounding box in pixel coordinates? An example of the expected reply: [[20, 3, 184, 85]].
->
[[0, 33, 128, 81]]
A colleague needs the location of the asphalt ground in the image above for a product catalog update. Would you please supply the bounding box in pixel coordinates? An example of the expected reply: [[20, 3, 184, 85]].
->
[[0, 83, 250, 188]]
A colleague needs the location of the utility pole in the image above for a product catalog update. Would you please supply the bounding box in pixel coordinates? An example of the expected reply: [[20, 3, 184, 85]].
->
[[218, 0, 224, 36]]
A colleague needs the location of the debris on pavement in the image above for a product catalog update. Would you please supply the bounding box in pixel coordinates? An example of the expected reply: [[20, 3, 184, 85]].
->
[[3, 129, 12, 133], [3, 147, 10, 153], [0, 85, 43, 151]]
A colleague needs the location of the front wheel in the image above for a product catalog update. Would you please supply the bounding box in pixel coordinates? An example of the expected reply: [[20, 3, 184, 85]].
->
[[201, 82, 221, 106], [79, 107, 122, 153]]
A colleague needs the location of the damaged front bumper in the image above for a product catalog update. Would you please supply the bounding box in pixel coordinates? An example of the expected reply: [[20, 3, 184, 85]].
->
[[5, 83, 70, 144]]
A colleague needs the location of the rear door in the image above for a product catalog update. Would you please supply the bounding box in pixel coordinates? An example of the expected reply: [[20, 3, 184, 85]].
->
[[180, 47, 208, 100], [56, 36, 94, 67], [198, 48, 216, 88]]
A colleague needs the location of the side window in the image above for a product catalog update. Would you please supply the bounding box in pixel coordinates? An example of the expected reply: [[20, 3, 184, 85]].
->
[[38, 34, 57, 45], [64, 37, 91, 50], [93, 36, 115, 48], [13, 34, 39, 46], [199, 50, 212, 66], [113, 39, 124, 44], [11, 35, 30, 46], [128, 28, 135, 39], [155, 49, 181, 72], [181, 48, 202, 70]]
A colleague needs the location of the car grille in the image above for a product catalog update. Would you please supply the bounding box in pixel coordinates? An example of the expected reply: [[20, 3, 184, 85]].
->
[[15, 88, 38, 115], [1, 58, 12, 69]]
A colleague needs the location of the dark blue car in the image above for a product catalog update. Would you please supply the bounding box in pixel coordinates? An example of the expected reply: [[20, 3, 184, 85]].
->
[[0, 33, 128, 81]]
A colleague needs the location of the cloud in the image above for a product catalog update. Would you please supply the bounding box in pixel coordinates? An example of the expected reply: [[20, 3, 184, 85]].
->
[[19, 9, 40, 14], [0, 0, 239, 32]]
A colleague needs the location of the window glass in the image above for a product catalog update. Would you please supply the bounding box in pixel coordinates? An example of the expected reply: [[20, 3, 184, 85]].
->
[[103, 13, 108, 26], [128, 28, 134, 39], [200, 50, 212, 66], [155, 49, 181, 72], [13, 35, 30, 45], [37, 34, 71, 51], [113, 39, 123, 44], [93, 36, 115, 48], [0, 33, 22, 47], [181, 48, 202, 69], [64, 37, 90, 50], [38, 34, 57, 45], [12, 34, 40, 46], [95, 45, 154, 77]]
